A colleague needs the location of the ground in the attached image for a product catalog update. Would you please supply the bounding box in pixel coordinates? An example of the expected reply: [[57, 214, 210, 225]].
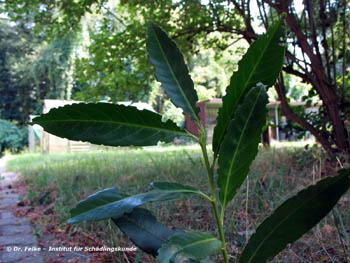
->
[[0, 156, 113, 263], [1, 144, 350, 262]]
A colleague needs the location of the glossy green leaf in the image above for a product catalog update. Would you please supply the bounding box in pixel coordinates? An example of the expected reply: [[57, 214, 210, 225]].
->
[[67, 190, 179, 224], [112, 208, 180, 257], [218, 86, 268, 208], [213, 20, 285, 155], [147, 23, 199, 121], [31, 103, 187, 147], [157, 231, 222, 263], [70, 188, 126, 218], [239, 169, 350, 263]]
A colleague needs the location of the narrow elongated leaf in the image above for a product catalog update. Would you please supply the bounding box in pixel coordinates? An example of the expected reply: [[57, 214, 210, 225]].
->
[[147, 23, 199, 121], [239, 169, 350, 263], [218, 86, 268, 208], [157, 232, 222, 263], [152, 182, 207, 198], [67, 190, 179, 224], [70, 188, 127, 218], [213, 20, 285, 154], [112, 208, 180, 257], [31, 103, 187, 147]]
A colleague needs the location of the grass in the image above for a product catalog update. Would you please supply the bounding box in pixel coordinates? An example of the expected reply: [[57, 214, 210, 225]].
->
[[6, 143, 350, 263]]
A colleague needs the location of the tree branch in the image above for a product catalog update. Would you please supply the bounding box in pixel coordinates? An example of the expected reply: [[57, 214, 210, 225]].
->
[[275, 76, 335, 156], [282, 65, 309, 83], [341, 0, 347, 104], [305, 0, 324, 69], [319, 0, 332, 83], [102, 5, 126, 27], [230, 0, 256, 43], [256, 0, 268, 29]]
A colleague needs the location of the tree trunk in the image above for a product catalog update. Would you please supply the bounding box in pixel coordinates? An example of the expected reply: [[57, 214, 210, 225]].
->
[[270, 0, 350, 156]]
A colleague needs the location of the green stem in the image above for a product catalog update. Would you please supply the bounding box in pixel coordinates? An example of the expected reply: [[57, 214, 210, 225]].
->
[[198, 124, 229, 263], [211, 199, 229, 263]]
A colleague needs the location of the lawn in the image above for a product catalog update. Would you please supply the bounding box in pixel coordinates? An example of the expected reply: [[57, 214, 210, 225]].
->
[[7, 143, 350, 263]]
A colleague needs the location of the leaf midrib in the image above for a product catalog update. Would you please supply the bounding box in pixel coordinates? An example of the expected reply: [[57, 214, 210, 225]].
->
[[170, 236, 219, 259], [70, 194, 131, 222], [216, 23, 280, 153], [244, 176, 346, 263], [221, 88, 263, 208], [71, 194, 126, 217], [70, 191, 179, 223], [233, 23, 279, 108], [119, 216, 169, 243], [34, 118, 186, 136], [155, 189, 200, 194], [150, 26, 199, 122]]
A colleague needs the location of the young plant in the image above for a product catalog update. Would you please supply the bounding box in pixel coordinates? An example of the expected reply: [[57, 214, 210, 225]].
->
[[32, 20, 350, 263]]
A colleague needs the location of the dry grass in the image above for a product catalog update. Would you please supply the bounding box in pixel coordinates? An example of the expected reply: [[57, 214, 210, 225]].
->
[[7, 143, 350, 262]]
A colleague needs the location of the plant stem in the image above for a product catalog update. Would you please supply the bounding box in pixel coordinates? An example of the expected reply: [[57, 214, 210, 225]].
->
[[199, 125, 229, 263], [211, 199, 230, 263]]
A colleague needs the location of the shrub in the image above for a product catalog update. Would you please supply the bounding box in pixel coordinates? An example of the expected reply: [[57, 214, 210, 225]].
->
[[0, 119, 27, 156]]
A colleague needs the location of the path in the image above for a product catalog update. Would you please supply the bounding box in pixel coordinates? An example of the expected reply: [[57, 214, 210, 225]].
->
[[0, 156, 44, 263]]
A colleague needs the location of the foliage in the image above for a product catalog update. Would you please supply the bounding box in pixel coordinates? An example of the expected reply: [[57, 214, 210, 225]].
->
[[5, 0, 350, 156], [189, 48, 238, 100], [258, 0, 350, 155], [31, 103, 186, 146], [31, 36, 76, 100], [282, 73, 312, 102], [1, 0, 244, 103], [0, 119, 27, 156], [0, 20, 75, 124], [31, 21, 350, 263], [0, 21, 40, 124], [161, 100, 185, 127]]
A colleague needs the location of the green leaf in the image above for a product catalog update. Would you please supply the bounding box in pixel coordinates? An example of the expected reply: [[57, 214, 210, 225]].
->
[[218, 86, 268, 208], [67, 190, 179, 224], [239, 169, 350, 263], [213, 19, 285, 155], [112, 208, 179, 257], [147, 23, 199, 121], [157, 231, 222, 263], [70, 188, 126, 218], [31, 103, 187, 147], [151, 182, 209, 199], [68, 182, 206, 224]]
